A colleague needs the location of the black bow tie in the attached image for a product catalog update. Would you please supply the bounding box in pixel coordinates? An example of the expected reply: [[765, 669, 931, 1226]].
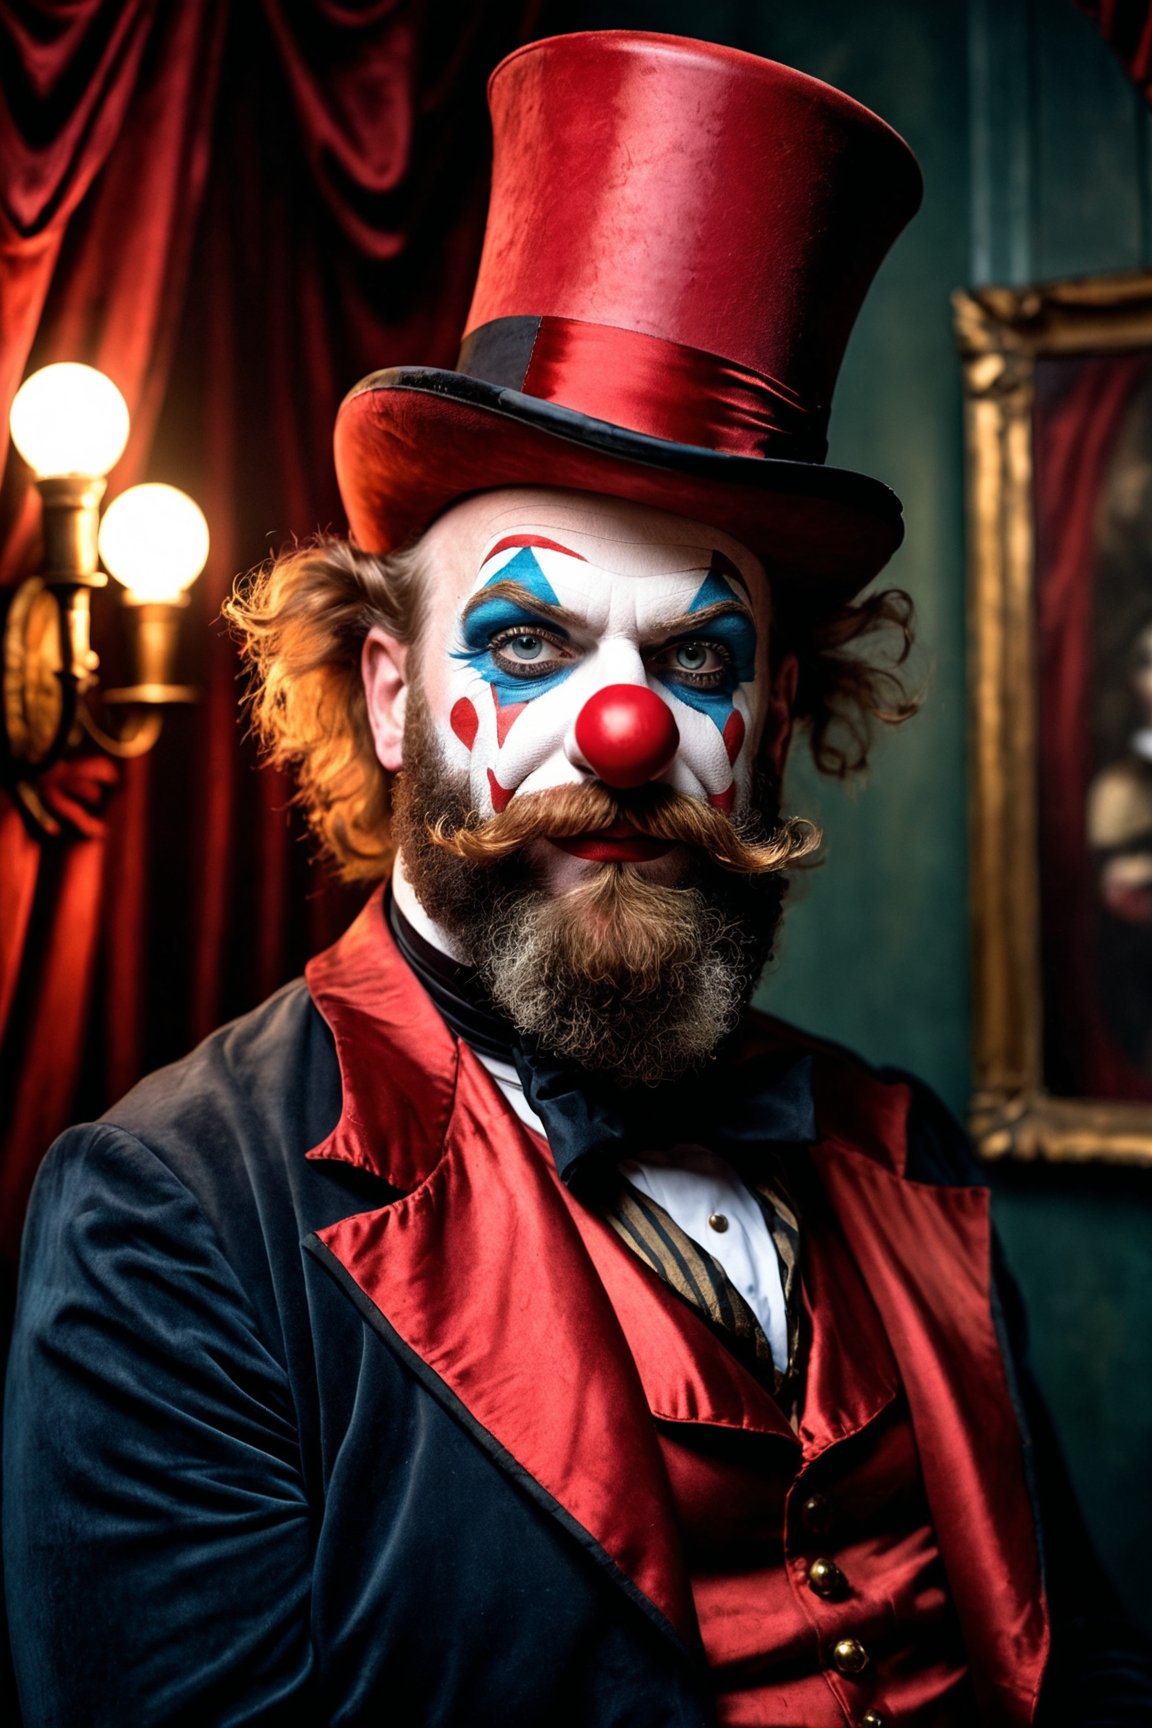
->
[[512, 1039, 817, 1193]]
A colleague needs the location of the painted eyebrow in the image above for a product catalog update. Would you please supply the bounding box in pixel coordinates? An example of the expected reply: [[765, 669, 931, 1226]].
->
[[459, 589, 756, 646], [459, 579, 581, 633], [481, 534, 588, 563], [648, 599, 757, 640]]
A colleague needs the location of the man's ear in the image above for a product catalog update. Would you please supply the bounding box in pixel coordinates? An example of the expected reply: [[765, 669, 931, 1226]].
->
[[362, 627, 410, 774], [762, 651, 799, 781]]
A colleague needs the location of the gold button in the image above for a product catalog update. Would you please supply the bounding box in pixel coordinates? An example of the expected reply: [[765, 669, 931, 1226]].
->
[[807, 1556, 847, 1599], [708, 1212, 729, 1232], [800, 1492, 832, 1537], [831, 1637, 870, 1676], [860, 1713, 885, 1728]]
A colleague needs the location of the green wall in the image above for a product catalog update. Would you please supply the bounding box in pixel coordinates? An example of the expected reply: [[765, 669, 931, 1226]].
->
[[557, 0, 1152, 1632]]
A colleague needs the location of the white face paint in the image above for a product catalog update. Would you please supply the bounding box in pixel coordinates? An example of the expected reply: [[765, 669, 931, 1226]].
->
[[406, 489, 776, 890]]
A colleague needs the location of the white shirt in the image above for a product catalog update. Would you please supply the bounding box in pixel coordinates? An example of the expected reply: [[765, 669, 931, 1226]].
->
[[475, 1050, 790, 1372]]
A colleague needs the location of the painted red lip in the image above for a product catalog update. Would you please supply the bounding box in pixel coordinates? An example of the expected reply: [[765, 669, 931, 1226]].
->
[[551, 820, 673, 863]]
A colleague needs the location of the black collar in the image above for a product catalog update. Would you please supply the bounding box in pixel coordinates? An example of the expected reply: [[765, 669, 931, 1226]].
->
[[387, 891, 518, 1064]]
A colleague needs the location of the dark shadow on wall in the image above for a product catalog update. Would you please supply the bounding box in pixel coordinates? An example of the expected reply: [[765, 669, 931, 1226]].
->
[[990, 1160, 1152, 1637]]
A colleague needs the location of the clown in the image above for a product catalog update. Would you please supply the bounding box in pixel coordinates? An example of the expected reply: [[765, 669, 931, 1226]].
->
[[6, 29, 1151, 1728], [369, 488, 810, 1089]]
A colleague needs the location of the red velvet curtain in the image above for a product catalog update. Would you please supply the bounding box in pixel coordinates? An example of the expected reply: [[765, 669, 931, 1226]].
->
[[1077, 0, 1152, 96], [0, 1, 539, 1275], [1033, 352, 1152, 1101]]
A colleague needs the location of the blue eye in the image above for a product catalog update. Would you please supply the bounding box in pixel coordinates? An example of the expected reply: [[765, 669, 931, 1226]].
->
[[650, 639, 733, 687], [505, 633, 546, 662], [487, 625, 573, 681]]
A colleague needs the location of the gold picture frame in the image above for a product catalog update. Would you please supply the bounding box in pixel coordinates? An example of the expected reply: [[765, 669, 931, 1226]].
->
[[957, 271, 1152, 1165]]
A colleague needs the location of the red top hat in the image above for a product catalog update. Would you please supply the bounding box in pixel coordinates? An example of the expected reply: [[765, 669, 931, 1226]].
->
[[335, 31, 922, 595]]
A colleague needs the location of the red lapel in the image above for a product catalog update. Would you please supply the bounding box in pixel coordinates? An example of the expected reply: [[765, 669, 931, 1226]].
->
[[815, 1138, 1049, 1727], [304, 893, 697, 1651], [561, 1194, 797, 1440], [737, 1011, 1049, 1721], [305, 896, 1049, 1711], [303, 892, 457, 1190]]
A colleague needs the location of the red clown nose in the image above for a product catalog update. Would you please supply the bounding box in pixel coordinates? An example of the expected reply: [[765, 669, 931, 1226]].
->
[[574, 685, 680, 790]]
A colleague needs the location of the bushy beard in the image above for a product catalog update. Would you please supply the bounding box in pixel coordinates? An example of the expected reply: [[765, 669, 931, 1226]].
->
[[392, 687, 815, 1086]]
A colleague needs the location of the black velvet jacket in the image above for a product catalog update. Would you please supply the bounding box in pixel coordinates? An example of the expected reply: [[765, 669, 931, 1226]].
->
[[4, 895, 1150, 1726]]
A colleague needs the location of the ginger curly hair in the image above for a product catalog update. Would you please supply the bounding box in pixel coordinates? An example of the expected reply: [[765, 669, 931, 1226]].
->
[[224, 533, 919, 882]]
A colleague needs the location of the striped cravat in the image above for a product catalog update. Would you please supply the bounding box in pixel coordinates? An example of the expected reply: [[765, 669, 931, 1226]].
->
[[603, 1160, 805, 1403], [509, 1036, 817, 1404]]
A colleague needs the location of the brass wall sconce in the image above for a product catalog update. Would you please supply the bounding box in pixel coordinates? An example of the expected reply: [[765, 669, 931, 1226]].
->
[[3, 363, 209, 834]]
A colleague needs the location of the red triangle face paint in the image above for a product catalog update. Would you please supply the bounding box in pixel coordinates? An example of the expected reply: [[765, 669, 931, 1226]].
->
[[491, 684, 528, 746]]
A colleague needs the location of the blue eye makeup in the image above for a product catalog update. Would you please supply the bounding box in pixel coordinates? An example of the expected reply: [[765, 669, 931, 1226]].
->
[[675, 610, 756, 683], [482, 546, 563, 606], [453, 551, 758, 735], [651, 569, 758, 729], [687, 566, 745, 614], [460, 596, 556, 653], [456, 596, 577, 705]]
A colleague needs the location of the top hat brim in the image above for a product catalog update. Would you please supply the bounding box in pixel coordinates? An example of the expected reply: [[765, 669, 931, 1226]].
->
[[334, 368, 906, 601]]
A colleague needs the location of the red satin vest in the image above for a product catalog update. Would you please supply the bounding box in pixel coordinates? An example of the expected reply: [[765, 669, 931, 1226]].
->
[[308, 896, 1050, 1722], [561, 1160, 978, 1725]]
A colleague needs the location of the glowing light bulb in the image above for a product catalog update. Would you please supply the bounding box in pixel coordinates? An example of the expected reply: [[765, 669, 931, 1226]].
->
[[9, 363, 130, 478], [98, 484, 209, 603]]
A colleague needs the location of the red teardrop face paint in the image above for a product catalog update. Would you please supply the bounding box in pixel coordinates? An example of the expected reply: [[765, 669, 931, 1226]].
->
[[723, 709, 745, 766], [450, 697, 479, 751]]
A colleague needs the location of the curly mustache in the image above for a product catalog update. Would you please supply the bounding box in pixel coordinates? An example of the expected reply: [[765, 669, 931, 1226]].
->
[[426, 779, 820, 875]]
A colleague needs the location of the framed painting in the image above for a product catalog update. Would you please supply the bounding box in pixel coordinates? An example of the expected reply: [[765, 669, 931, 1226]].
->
[[956, 271, 1152, 1164]]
